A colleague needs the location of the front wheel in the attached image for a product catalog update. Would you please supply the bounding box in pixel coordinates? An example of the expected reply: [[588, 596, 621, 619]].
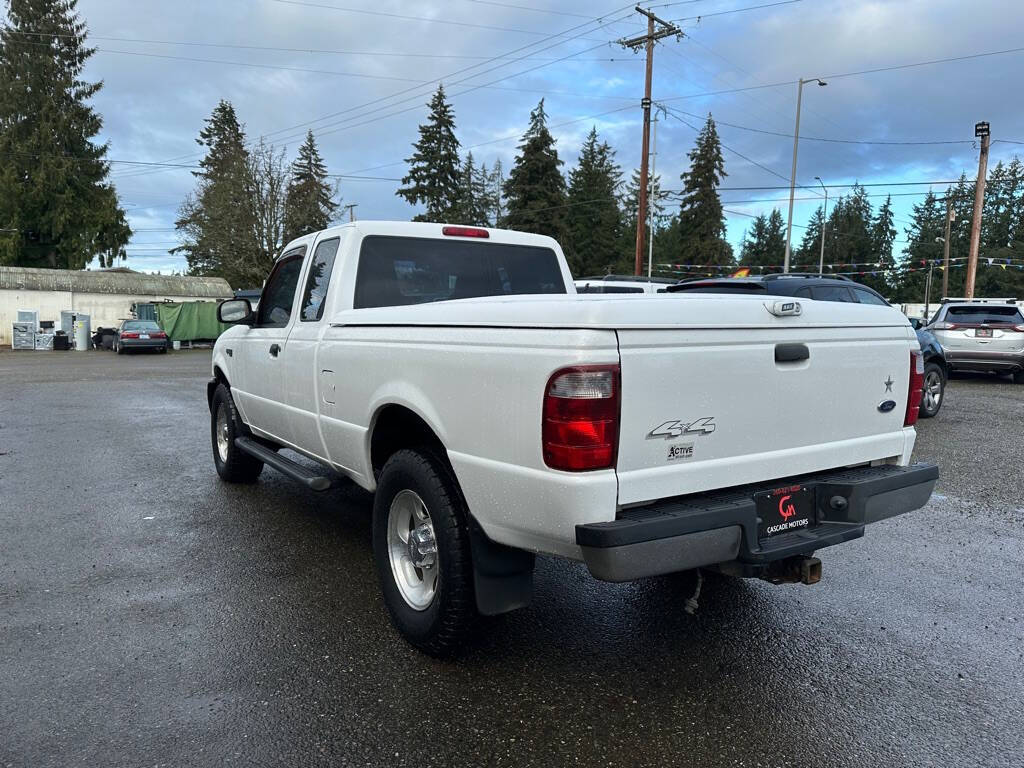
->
[[372, 449, 476, 656], [210, 383, 263, 483], [919, 362, 945, 418]]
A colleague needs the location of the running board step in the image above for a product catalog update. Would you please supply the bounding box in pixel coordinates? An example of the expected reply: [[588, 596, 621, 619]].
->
[[234, 437, 333, 492]]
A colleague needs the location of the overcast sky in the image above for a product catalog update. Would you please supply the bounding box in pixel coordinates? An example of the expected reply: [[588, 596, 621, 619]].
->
[[22, 0, 1024, 276]]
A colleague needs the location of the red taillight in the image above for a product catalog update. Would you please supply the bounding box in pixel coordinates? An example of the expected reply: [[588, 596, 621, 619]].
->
[[1014, 324, 1024, 332], [121, 331, 140, 339], [442, 225, 489, 238], [905, 350, 925, 427], [933, 322, 957, 330], [152, 331, 166, 338], [542, 365, 619, 471]]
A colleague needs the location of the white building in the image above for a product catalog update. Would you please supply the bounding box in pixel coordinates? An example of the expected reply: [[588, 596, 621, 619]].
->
[[0, 266, 233, 346]]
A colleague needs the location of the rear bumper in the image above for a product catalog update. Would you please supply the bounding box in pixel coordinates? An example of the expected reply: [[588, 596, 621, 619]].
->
[[120, 338, 167, 350], [943, 349, 1024, 372], [576, 463, 938, 582]]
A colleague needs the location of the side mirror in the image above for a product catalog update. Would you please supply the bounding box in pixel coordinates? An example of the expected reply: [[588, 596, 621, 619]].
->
[[908, 317, 922, 330], [218, 299, 253, 325]]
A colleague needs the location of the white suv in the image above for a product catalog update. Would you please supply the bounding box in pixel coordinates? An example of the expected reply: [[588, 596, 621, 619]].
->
[[927, 300, 1024, 383]]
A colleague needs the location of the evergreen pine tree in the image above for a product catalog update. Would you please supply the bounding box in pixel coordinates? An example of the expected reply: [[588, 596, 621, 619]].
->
[[283, 130, 338, 243], [487, 159, 505, 227], [619, 168, 668, 273], [796, 206, 826, 266], [738, 209, 785, 269], [893, 191, 944, 304], [503, 99, 567, 240], [672, 115, 732, 266], [452, 152, 490, 226], [866, 195, 896, 296], [175, 100, 256, 281], [565, 128, 623, 276], [396, 85, 461, 222], [0, 0, 130, 268]]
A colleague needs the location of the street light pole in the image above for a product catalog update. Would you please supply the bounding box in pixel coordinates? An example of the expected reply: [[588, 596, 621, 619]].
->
[[784, 77, 827, 273], [815, 176, 828, 276]]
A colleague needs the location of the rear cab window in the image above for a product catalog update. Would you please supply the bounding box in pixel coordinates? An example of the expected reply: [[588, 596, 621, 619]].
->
[[945, 305, 1024, 324], [301, 238, 341, 321], [353, 236, 566, 309]]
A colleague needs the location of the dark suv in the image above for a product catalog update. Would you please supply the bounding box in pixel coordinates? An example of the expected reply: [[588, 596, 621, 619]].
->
[[669, 274, 946, 418]]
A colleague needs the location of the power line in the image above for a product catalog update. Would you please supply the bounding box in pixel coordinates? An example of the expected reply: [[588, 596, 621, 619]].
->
[[669, 106, 974, 146], [114, 3, 637, 180], [662, 44, 1024, 102], [84, 46, 637, 103], [2, 29, 643, 61]]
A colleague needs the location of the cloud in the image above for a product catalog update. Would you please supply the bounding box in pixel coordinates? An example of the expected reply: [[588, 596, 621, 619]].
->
[[57, 0, 1024, 274]]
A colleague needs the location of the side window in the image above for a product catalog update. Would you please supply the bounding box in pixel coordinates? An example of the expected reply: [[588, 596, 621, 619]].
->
[[300, 238, 341, 321], [257, 253, 305, 327], [852, 287, 890, 306], [811, 285, 855, 303], [794, 287, 812, 298]]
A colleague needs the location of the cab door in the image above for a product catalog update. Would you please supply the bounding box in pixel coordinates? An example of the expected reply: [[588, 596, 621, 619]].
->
[[282, 234, 345, 460], [235, 247, 306, 446]]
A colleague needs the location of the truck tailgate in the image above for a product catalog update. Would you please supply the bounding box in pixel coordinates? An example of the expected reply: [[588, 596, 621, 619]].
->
[[615, 302, 916, 506]]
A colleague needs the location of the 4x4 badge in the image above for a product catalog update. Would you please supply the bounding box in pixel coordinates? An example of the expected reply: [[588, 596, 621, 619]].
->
[[648, 418, 716, 440]]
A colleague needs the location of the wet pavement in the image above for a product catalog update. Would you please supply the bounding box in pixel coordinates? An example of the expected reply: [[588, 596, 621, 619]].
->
[[1, 351, 1022, 767]]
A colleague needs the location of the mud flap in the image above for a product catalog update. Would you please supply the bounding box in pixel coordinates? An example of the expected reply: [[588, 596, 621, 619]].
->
[[467, 519, 535, 616]]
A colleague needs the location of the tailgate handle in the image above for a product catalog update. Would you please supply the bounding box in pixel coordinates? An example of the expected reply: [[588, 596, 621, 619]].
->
[[775, 343, 809, 363]]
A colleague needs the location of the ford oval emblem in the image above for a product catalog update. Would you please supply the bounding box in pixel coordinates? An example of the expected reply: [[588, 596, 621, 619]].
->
[[877, 400, 897, 413]]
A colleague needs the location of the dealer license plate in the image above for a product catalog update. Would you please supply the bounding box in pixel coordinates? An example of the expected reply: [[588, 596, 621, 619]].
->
[[140, 334, 150, 339], [975, 328, 993, 338], [756, 485, 816, 539]]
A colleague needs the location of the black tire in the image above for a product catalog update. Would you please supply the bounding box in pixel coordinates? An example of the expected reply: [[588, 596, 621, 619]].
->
[[115, 341, 124, 355], [210, 383, 264, 483], [1014, 370, 1024, 385], [919, 362, 945, 418], [159, 346, 168, 354], [372, 448, 476, 656]]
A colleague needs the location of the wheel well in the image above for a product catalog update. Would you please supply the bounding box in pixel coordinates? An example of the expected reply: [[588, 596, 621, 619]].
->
[[370, 405, 446, 477], [208, 366, 230, 409]]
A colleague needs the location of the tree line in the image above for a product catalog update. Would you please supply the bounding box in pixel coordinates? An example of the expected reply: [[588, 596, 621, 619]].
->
[[174, 102, 338, 288], [3, 2, 1024, 302]]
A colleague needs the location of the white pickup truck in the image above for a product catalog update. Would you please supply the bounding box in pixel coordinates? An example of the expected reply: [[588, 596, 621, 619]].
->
[[209, 221, 937, 655]]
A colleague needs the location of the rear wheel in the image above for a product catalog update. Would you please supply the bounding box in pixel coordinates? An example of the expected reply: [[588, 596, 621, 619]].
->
[[372, 449, 476, 656], [1013, 370, 1024, 385], [919, 362, 945, 418], [115, 341, 124, 355], [211, 383, 263, 483]]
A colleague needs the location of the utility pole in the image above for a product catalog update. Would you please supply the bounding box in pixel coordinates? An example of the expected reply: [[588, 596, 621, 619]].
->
[[619, 6, 681, 276], [342, 203, 358, 222], [647, 110, 664, 278], [965, 121, 990, 299], [783, 77, 827, 272], [942, 199, 954, 299]]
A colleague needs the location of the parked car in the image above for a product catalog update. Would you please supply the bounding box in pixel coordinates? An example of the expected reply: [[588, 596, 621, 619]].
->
[[924, 300, 1024, 383], [670, 274, 946, 417], [208, 223, 936, 655], [113, 319, 168, 354], [574, 275, 678, 294]]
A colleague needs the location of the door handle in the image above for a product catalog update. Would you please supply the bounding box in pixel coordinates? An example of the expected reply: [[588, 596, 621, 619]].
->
[[775, 343, 809, 363], [269, 343, 281, 357]]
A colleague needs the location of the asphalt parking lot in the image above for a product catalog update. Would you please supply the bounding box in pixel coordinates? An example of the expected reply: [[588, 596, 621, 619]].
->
[[2, 351, 1022, 768]]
